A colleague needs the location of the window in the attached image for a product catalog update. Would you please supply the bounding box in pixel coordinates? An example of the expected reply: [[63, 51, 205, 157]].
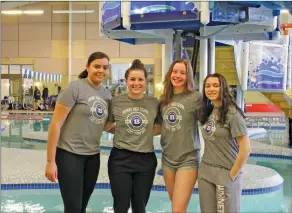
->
[[1, 65, 9, 74], [9, 65, 21, 74], [0, 64, 33, 75]]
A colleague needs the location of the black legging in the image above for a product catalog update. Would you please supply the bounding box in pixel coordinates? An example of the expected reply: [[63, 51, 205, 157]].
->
[[56, 148, 100, 213], [108, 147, 157, 213]]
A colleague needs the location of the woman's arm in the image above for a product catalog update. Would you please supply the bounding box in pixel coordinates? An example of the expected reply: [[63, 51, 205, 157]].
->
[[153, 124, 161, 136], [104, 121, 116, 133], [46, 103, 72, 182], [230, 135, 251, 180], [47, 103, 72, 164]]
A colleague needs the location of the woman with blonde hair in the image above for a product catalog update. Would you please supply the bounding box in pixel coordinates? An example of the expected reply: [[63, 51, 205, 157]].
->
[[159, 59, 202, 212]]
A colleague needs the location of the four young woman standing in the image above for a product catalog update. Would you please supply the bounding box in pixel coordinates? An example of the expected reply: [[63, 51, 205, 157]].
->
[[45, 51, 250, 213]]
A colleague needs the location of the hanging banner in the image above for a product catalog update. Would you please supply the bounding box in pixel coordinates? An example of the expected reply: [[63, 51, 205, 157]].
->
[[27, 70, 31, 79], [20, 68, 62, 85], [247, 41, 287, 92]]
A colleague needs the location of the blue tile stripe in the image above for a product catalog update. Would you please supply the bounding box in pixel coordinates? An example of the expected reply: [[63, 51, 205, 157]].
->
[[23, 137, 292, 160], [23, 137, 47, 144], [250, 153, 292, 160], [1, 182, 283, 195]]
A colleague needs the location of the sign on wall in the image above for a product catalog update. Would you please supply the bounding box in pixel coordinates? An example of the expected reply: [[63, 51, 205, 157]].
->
[[247, 42, 286, 91]]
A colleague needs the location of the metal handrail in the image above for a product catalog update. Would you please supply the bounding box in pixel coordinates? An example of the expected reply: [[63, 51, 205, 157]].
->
[[246, 115, 286, 124], [246, 117, 272, 130]]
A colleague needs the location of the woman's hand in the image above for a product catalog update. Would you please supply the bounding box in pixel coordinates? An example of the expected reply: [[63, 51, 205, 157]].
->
[[45, 162, 58, 182]]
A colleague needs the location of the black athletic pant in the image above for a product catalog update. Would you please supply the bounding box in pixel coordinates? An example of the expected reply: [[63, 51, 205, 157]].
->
[[56, 147, 100, 213], [108, 147, 157, 213]]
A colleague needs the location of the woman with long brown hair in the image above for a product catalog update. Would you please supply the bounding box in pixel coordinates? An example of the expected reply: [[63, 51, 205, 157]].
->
[[159, 59, 202, 212], [198, 73, 251, 213]]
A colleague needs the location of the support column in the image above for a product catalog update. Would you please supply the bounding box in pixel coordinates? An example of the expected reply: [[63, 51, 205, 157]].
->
[[209, 38, 216, 74], [199, 27, 208, 92], [162, 33, 173, 84], [283, 34, 289, 91], [174, 30, 183, 60], [199, 27, 208, 159], [68, 1, 72, 83], [236, 86, 245, 111]]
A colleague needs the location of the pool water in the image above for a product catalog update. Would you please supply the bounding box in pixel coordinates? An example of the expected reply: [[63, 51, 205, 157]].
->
[[1, 117, 292, 212], [1, 188, 290, 213], [1, 157, 291, 213]]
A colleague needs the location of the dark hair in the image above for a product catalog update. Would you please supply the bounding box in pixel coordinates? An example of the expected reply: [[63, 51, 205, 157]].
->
[[160, 59, 195, 106], [78, 52, 110, 79], [125, 59, 147, 80], [199, 73, 245, 125]]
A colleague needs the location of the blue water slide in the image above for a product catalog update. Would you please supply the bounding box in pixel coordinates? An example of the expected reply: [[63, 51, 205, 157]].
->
[[101, 1, 254, 32], [100, 1, 290, 45], [100, 1, 291, 95]]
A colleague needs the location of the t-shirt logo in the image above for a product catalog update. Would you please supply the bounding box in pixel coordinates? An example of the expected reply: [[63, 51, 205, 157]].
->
[[88, 96, 108, 124], [200, 114, 216, 140], [96, 105, 104, 116], [163, 102, 184, 132], [205, 122, 213, 133], [123, 107, 149, 135], [131, 115, 142, 127], [168, 111, 177, 123]]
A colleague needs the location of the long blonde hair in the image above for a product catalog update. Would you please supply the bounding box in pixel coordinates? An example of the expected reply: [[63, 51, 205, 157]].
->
[[160, 59, 195, 106]]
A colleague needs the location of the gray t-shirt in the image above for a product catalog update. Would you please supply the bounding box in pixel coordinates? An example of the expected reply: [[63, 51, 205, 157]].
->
[[57, 78, 111, 155], [199, 107, 248, 169], [108, 94, 159, 153], [160, 91, 202, 168]]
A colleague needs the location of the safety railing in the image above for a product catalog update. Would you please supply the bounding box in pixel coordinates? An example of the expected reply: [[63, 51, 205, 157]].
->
[[246, 117, 272, 130]]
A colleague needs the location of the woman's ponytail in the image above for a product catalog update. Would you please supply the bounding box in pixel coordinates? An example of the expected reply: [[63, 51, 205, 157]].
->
[[78, 69, 88, 79]]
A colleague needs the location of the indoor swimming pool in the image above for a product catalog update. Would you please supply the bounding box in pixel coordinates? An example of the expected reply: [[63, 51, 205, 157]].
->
[[1, 115, 292, 213], [1, 187, 290, 213], [1, 156, 292, 213]]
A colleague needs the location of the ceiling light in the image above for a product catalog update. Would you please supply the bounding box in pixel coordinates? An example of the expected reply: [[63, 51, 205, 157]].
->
[[52, 10, 94, 14], [23, 10, 44, 15], [1, 10, 23, 15], [1, 10, 44, 15]]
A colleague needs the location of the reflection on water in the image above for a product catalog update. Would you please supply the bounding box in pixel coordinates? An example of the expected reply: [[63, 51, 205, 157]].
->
[[248, 157, 292, 198], [1, 118, 52, 149], [1, 200, 45, 213], [1, 118, 160, 150]]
